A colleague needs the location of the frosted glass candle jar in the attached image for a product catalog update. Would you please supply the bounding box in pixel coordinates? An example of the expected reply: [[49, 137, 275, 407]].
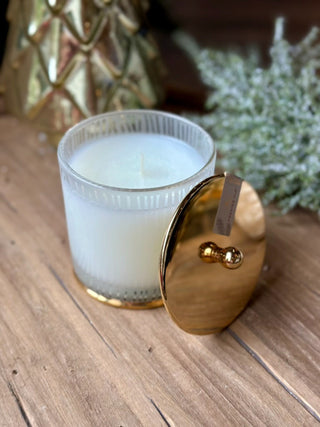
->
[[58, 110, 216, 308]]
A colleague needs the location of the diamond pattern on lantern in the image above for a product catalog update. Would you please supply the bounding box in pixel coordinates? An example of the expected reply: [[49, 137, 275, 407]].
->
[[45, 0, 68, 13], [38, 17, 80, 85], [32, 89, 86, 132], [62, 1, 107, 44], [122, 41, 160, 108], [116, 0, 141, 34], [93, 17, 129, 77], [2, 0, 164, 146], [64, 56, 96, 117], [90, 49, 115, 113], [107, 86, 143, 111], [24, 51, 52, 117], [22, 0, 52, 41], [136, 32, 160, 62]]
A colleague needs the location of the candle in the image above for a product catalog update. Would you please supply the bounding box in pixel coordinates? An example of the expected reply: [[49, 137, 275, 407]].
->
[[58, 111, 216, 307], [69, 134, 205, 189]]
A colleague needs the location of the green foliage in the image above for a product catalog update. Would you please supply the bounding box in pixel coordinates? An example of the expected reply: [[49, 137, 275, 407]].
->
[[176, 18, 320, 214]]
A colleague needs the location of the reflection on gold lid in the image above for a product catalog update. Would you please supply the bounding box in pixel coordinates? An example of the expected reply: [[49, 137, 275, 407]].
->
[[160, 173, 266, 335]]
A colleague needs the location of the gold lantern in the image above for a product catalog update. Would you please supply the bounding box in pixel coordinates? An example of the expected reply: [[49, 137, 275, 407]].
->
[[1, 0, 165, 146]]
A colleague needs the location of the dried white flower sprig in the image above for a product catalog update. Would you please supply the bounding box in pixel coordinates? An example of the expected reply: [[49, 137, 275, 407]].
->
[[175, 18, 320, 215]]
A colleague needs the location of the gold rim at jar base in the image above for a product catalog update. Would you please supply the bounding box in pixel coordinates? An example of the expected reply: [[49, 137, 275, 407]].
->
[[75, 273, 163, 310]]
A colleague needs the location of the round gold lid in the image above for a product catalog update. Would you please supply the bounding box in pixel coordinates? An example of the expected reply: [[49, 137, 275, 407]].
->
[[160, 173, 266, 335]]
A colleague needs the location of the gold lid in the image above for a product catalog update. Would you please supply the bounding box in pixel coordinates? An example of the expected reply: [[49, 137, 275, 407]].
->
[[160, 173, 266, 335]]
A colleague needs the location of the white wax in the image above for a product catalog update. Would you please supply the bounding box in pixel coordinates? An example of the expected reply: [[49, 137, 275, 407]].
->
[[63, 133, 207, 301], [70, 133, 204, 188]]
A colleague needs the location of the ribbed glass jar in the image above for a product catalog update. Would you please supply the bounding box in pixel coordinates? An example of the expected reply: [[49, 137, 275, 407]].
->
[[58, 110, 216, 308]]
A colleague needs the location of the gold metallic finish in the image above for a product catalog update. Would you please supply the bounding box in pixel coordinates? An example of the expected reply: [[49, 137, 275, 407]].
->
[[160, 173, 266, 335], [199, 241, 243, 269], [75, 274, 163, 310], [1, 0, 165, 146]]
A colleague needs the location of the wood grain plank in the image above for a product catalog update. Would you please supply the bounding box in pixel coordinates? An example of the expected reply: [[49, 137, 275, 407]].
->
[[0, 239, 145, 426], [0, 374, 29, 427], [0, 119, 174, 426], [0, 115, 319, 425], [229, 209, 320, 420]]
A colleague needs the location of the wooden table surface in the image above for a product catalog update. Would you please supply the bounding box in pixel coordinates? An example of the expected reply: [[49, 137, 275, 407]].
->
[[1, 6, 320, 422], [1, 111, 320, 426]]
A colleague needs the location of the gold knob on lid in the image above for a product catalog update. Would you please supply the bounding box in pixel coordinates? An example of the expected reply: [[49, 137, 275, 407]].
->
[[199, 241, 243, 269]]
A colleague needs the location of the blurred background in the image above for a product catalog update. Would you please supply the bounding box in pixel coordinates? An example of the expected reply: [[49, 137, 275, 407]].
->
[[151, 1, 320, 109], [0, 0, 319, 109], [1, 1, 319, 61], [0, 1, 9, 65]]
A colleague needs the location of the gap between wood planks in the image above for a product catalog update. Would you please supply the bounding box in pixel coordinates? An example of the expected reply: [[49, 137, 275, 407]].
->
[[149, 398, 171, 427], [7, 382, 32, 427], [226, 328, 320, 422], [47, 265, 174, 426], [47, 265, 117, 359], [48, 264, 319, 424]]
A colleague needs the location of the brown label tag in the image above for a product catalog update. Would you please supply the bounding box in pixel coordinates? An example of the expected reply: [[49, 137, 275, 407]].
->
[[213, 174, 243, 236]]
